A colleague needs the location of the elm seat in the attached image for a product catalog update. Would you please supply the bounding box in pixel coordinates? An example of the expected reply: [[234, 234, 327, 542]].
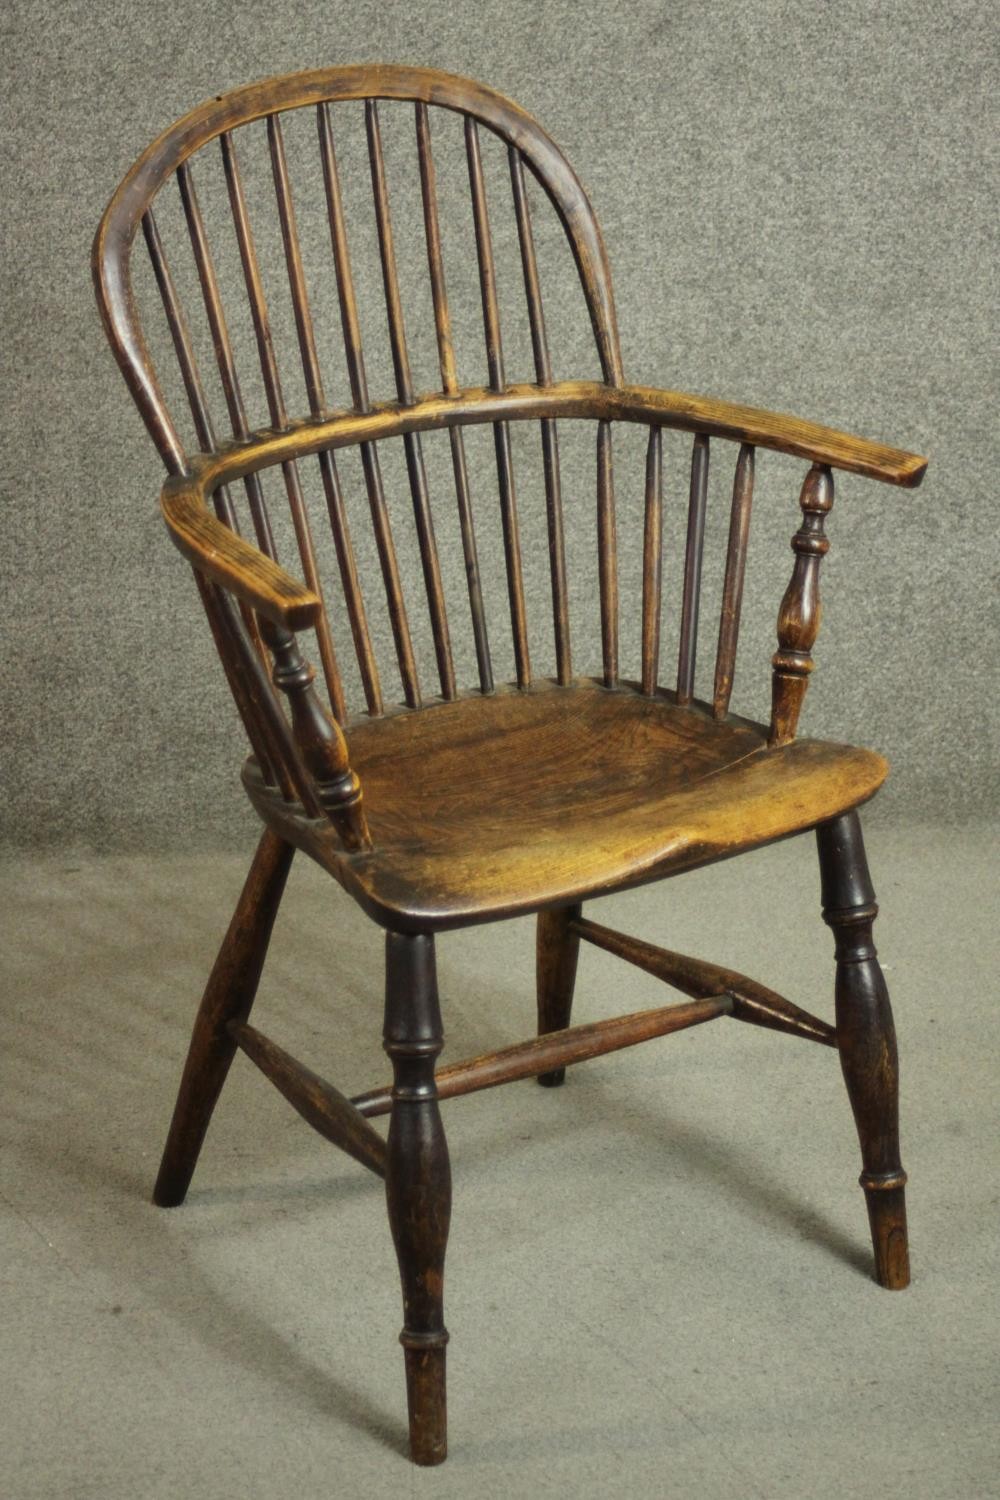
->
[[244, 681, 888, 930], [93, 63, 923, 1468]]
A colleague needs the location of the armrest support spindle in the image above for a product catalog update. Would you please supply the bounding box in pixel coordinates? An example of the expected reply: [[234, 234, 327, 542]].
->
[[257, 618, 372, 853], [769, 464, 834, 746]]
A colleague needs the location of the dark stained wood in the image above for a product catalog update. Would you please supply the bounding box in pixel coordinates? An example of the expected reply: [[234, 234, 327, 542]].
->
[[596, 421, 618, 688], [677, 433, 710, 704], [770, 464, 834, 746], [231, 1022, 387, 1176], [641, 426, 663, 696], [383, 933, 451, 1465], [95, 65, 924, 1469], [713, 442, 755, 719], [353, 992, 729, 1119], [818, 812, 909, 1289], [572, 916, 838, 1046], [535, 903, 581, 1086], [153, 830, 294, 1206]]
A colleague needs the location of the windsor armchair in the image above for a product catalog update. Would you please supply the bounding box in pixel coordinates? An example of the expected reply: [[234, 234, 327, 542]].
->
[[93, 65, 925, 1465]]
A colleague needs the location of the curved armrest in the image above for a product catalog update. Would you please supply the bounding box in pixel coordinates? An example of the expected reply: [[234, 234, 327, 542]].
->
[[604, 385, 927, 488], [161, 473, 321, 630], [189, 381, 927, 493]]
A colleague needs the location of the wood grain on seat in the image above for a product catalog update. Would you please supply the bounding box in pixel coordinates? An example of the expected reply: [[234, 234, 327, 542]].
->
[[245, 680, 887, 929]]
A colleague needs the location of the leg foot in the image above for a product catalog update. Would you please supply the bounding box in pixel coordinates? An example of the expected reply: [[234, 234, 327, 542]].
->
[[817, 812, 910, 1289], [536, 903, 581, 1087], [384, 932, 452, 1465], [153, 830, 294, 1207]]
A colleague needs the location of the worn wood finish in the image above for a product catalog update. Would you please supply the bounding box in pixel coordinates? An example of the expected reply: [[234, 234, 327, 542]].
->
[[535, 903, 582, 1086], [353, 991, 729, 1118], [243, 681, 889, 929], [95, 65, 925, 1467], [384, 933, 451, 1465], [817, 812, 909, 1289], [572, 916, 838, 1046], [164, 382, 925, 494], [232, 1021, 387, 1176], [153, 830, 294, 1206]]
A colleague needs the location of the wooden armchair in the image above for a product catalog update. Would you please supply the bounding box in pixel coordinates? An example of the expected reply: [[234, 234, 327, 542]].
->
[[93, 66, 925, 1465]]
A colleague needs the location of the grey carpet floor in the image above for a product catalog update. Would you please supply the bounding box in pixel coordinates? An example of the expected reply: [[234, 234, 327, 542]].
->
[[2, 822, 997, 1498]]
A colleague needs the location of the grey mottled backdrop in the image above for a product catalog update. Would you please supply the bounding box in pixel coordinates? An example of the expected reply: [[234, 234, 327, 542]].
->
[[2, 0, 997, 851]]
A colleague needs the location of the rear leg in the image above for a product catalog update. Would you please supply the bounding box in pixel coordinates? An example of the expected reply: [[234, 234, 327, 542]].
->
[[536, 903, 581, 1087]]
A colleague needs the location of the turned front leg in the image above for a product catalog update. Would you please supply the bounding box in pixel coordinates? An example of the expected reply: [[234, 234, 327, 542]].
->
[[536, 903, 582, 1087], [817, 812, 909, 1289], [383, 932, 452, 1465]]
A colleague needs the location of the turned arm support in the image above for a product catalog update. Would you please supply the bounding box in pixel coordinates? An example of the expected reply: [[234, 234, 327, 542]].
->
[[770, 463, 834, 746], [161, 473, 370, 853]]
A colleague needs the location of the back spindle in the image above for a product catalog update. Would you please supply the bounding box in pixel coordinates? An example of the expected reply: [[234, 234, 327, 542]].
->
[[596, 422, 618, 688], [415, 102, 493, 695], [176, 161, 278, 562], [712, 443, 756, 719], [770, 464, 835, 746], [641, 426, 663, 696], [268, 110, 382, 718], [316, 104, 420, 710], [676, 433, 710, 705], [510, 146, 571, 685], [220, 129, 346, 723], [366, 101, 456, 702], [466, 116, 530, 687]]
